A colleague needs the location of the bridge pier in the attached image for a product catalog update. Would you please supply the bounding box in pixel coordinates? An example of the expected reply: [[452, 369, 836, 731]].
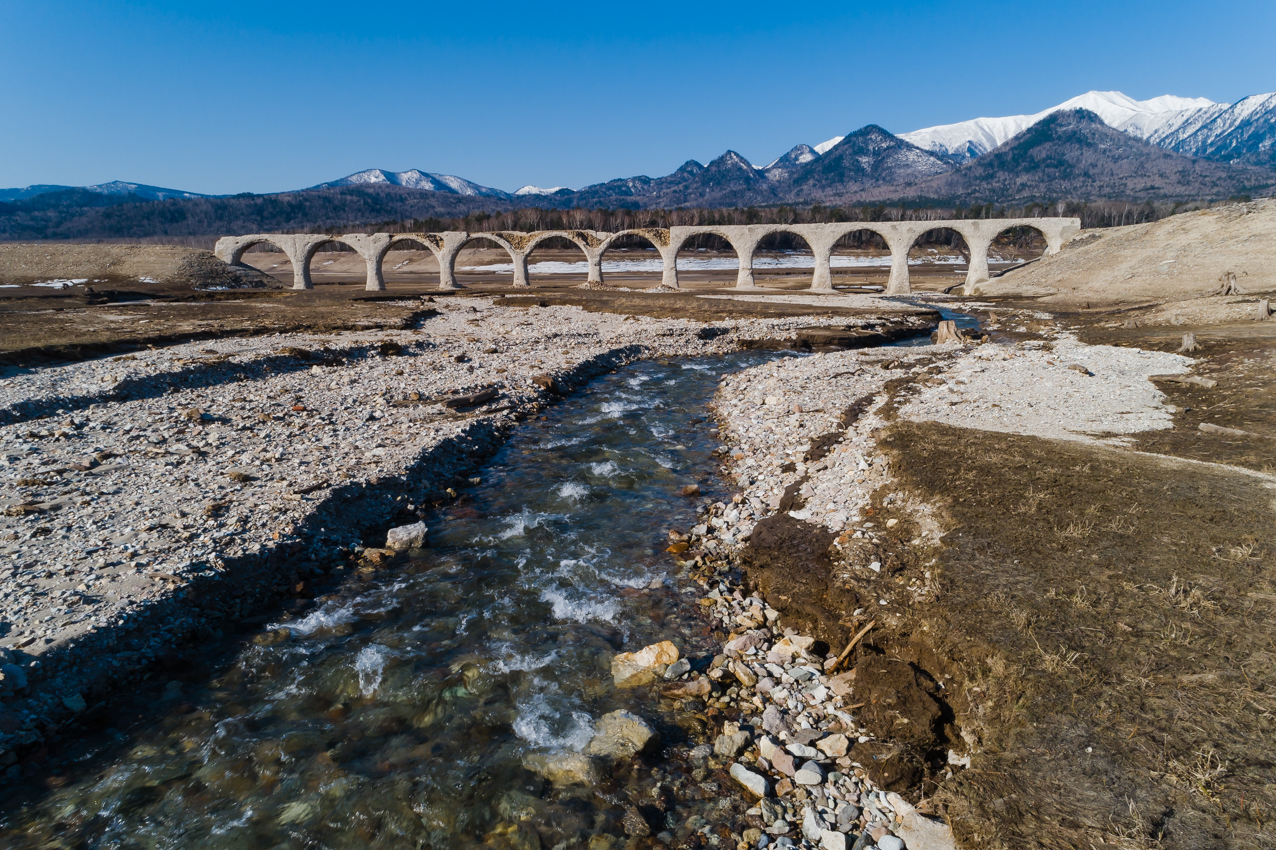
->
[[806, 230, 840, 292], [339, 233, 395, 291], [437, 235, 470, 291], [660, 251, 678, 289], [735, 238, 758, 289], [964, 234, 994, 289], [290, 236, 336, 290], [511, 252, 530, 287], [886, 239, 912, 296], [586, 250, 604, 285]]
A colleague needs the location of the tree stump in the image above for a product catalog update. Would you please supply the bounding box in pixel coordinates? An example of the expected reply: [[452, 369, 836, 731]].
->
[[1214, 271, 1244, 296], [1178, 332, 1200, 353], [934, 320, 963, 344], [1259, 300, 1271, 322]]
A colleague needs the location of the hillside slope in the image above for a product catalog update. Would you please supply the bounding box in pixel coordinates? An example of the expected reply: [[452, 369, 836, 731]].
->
[[979, 198, 1276, 310]]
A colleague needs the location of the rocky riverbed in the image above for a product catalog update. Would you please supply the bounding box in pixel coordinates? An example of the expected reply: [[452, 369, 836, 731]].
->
[[0, 295, 934, 786], [3, 285, 1248, 850], [648, 318, 1202, 850]]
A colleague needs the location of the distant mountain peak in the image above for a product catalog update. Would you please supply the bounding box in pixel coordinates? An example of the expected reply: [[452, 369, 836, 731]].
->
[[514, 185, 569, 196], [312, 169, 509, 198], [899, 90, 1223, 160], [904, 105, 1274, 205]]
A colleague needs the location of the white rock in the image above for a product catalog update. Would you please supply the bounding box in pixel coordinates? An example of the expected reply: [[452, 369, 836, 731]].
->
[[802, 807, 826, 841], [758, 735, 784, 763], [585, 710, 656, 759], [385, 521, 427, 551], [820, 830, 849, 850], [730, 763, 771, 798], [886, 791, 957, 850], [878, 836, 905, 850], [816, 733, 849, 758], [794, 760, 825, 785], [611, 640, 680, 687], [523, 752, 600, 787]]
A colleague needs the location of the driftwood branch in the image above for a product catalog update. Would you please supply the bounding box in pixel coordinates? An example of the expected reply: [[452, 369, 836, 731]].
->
[[1199, 422, 1269, 440], [830, 619, 877, 672], [1149, 374, 1217, 389], [443, 388, 500, 409]]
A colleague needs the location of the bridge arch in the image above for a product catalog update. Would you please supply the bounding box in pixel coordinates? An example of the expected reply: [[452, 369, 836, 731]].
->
[[298, 236, 362, 289], [670, 228, 747, 289], [374, 235, 445, 288], [751, 227, 817, 291], [522, 230, 601, 285], [446, 233, 523, 288], [825, 227, 893, 292], [598, 229, 674, 288], [225, 236, 286, 266], [907, 226, 972, 293], [988, 223, 1049, 273]]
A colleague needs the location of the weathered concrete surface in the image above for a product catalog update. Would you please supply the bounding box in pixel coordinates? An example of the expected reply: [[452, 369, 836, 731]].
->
[[215, 218, 1080, 294]]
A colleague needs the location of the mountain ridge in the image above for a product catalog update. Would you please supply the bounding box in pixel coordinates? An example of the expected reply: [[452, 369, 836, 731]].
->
[[6, 89, 1273, 204], [883, 109, 1276, 206]]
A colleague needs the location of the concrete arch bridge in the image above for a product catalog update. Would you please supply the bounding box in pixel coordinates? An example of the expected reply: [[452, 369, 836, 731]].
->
[[214, 218, 1080, 295]]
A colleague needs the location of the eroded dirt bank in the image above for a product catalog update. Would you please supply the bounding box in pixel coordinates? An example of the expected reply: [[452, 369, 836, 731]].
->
[[692, 307, 1276, 848]]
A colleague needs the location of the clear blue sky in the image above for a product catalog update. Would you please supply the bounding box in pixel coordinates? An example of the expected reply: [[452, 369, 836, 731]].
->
[[2, 0, 1272, 195]]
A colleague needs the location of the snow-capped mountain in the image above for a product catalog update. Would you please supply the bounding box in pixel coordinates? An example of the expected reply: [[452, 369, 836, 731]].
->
[[0, 181, 206, 202], [896, 91, 1216, 159], [514, 185, 568, 196], [759, 144, 819, 181], [888, 90, 1276, 168], [1144, 93, 1276, 166], [312, 169, 510, 198]]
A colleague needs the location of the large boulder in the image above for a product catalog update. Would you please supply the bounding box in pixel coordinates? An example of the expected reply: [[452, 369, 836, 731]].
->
[[385, 521, 428, 551], [523, 752, 600, 787], [611, 641, 680, 687], [585, 710, 657, 760]]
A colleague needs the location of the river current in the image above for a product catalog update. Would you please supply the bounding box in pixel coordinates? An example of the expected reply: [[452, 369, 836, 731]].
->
[[2, 352, 784, 849]]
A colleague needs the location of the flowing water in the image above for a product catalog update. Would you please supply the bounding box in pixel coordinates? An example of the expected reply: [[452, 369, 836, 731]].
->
[[2, 304, 980, 848], [1, 352, 785, 850]]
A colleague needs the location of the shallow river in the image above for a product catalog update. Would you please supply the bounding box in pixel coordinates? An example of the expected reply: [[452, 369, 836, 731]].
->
[[3, 351, 788, 849]]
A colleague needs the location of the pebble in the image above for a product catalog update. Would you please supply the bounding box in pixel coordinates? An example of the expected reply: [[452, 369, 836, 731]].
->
[[794, 760, 826, 786], [729, 762, 771, 798]]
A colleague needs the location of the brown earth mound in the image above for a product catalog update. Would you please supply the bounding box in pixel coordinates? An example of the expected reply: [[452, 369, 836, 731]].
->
[[980, 199, 1276, 311], [877, 420, 1276, 850], [0, 242, 273, 288]]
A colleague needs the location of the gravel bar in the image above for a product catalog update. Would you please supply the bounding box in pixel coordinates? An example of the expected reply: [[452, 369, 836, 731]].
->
[[0, 296, 935, 770]]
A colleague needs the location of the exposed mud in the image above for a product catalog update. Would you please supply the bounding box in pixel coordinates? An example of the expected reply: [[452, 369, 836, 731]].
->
[[877, 420, 1276, 849], [0, 282, 938, 369]]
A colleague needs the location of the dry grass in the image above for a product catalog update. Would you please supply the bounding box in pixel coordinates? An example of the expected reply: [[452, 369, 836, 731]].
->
[[1165, 747, 1228, 800], [1059, 519, 1096, 538], [1159, 575, 1218, 619]]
